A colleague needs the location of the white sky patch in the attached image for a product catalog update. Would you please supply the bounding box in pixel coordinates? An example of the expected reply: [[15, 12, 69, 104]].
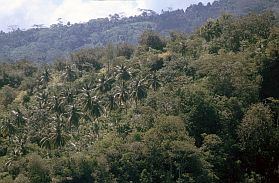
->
[[0, 0, 214, 32], [51, 0, 139, 24], [0, 0, 57, 31]]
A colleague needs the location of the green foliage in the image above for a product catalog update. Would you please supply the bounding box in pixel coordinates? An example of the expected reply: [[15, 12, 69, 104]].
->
[[238, 103, 274, 152], [51, 154, 96, 182], [193, 53, 261, 104], [14, 174, 30, 183], [71, 48, 103, 71], [266, 25, 279, 58], [139, 31, 166, 51], [200, 19, 222, 42], [146, 54, 164, 71], [180, 86, 221, 145], [0, 0, 279, 62], [0, 86, 16, 107], [201, 134, 228, 181], [1, 7, 279, 183], [260, 57, 279, 99], [237, 103, 278, 182], [144, 115, 217, 182], [0, 176, 14, 183], [116, 43, 135, 59], [27, 154, 51, 183]]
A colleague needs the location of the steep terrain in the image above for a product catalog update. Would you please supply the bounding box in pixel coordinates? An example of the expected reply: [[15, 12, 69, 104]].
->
[[0, 0, 279, 62], [0, 7, 279, 183]]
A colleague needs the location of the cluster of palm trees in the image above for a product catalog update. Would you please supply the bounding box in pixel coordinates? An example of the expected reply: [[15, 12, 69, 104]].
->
[[0, 108, 29, 163], [1, 63, 162, 152]]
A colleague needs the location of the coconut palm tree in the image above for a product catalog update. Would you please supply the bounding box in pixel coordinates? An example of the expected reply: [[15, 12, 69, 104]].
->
[[115, 64, 131, 81], [89, 96, 103, 120], [61, 65, 77, 82], [81, 91, 93, 112], [49, 95, 65, 114], [104, 94, 118, 113], [95, 74, 114, 94], [61, 88, 77, 104], [148, 73, 161, 91], [81, 82, 94, 94], [114, 82, 129, 108], [11, 109, 27, 127], [80, 91, 103, 138], [40, 114, 69, 150], [67, 104, 82, 130], [81, 91, 103, 120], [36, 90, 49, 109], [0, 117, 16, 143], [39, 68, 51, 85], [130, 78, 148, 106], [12, 135, 27, 157]]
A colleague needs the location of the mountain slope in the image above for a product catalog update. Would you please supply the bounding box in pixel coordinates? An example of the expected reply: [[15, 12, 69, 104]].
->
[[0, 0, 278, 62]]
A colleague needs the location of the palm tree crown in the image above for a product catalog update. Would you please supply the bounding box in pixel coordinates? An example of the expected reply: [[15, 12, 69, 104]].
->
[[115, 65, 131, 81], [130, 78, 147, 106]]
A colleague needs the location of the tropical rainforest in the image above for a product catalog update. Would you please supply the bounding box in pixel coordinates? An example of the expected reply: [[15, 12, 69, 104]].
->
[[0, 0, 279, 183], [0, 0, 279, 62]]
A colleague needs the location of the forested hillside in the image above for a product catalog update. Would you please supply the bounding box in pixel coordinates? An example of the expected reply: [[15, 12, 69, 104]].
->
[[0, 0, 279, 62], [0, 11, 279, 182]]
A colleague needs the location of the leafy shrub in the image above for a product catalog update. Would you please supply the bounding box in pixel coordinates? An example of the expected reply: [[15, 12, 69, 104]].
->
[[27, 154, 51, 183]]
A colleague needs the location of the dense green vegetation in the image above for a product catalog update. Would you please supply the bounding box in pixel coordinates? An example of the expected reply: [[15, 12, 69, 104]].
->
[[1, 10, 279, 183], [1, 0, 279, 62]]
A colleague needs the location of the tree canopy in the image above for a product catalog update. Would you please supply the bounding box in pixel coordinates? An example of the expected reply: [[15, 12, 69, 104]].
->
[[0, 5, 279, 183]]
